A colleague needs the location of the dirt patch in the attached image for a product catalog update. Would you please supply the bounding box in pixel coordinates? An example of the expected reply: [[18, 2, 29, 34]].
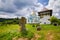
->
[[46, 31, 54, 40], [12, 37, 29, 40], [12, 37, 18, 40], [12, 33, 41, 40], [31, 33, 41, 40], [18, 38, 28, 40]]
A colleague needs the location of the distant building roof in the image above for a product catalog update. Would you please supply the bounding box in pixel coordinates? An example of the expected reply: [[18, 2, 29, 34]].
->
[[38, 9, 52, 16]]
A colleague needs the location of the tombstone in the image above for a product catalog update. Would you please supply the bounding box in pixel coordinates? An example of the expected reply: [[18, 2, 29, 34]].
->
[[53, 23, 58, 26], [19, 17, 26, 31], [36, 25, 41, 31]]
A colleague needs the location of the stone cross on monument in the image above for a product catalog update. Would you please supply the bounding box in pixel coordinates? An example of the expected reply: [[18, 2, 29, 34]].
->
[[19, 17, 26, 31]]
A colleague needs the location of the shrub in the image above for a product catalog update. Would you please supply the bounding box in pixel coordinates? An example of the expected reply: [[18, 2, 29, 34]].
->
[[50, 16, 59, 24], [58, 20, 60, 25]]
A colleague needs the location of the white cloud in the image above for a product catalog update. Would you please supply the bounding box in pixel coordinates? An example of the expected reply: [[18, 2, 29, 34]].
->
[[0, 0, 17, 13], [0, 12, 17, 18], [46, 0, 60, 18], [14, 3, 44, 18], [0, 14, 17, 18], [0, 0, 44, 18], [46, 0, 55, 9], [33, 3, 44, 12]]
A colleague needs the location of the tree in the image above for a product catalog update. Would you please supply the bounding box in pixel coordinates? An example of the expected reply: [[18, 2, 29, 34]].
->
[[58, 20, 60, 25], [50, 16, 58, 24]]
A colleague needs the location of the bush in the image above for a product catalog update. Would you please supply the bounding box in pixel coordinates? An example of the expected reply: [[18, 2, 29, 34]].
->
[[50, 16, 58, 24], [58, 20, 60, 25]]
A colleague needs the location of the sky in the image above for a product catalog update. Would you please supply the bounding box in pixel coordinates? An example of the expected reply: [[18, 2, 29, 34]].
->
[[0, 0, 60, 18]]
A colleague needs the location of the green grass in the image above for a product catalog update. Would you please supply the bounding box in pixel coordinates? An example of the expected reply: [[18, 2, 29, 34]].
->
[[0, 24, 60, 40], [0, 24, 19, 33], [39, 24, 60, 40], [0, 24, 20, 40]]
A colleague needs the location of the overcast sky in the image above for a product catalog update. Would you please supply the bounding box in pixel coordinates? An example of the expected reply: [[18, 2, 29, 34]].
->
[[0, 0, 60, 18]]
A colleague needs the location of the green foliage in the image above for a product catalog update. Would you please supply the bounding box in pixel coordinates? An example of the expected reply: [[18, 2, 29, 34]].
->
[[0, 18, 19, 26], [50, 16, 60, 25], [58, 20, 60, 25], [50, 16, 58, 24]]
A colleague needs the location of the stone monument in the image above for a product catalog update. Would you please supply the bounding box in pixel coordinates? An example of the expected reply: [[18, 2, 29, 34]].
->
[[36, 25, 41, 31], [19, 17, 26, 31]]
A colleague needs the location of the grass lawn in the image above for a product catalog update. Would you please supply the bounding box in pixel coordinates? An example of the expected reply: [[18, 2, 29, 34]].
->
[[0, 24, 60, 40]]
